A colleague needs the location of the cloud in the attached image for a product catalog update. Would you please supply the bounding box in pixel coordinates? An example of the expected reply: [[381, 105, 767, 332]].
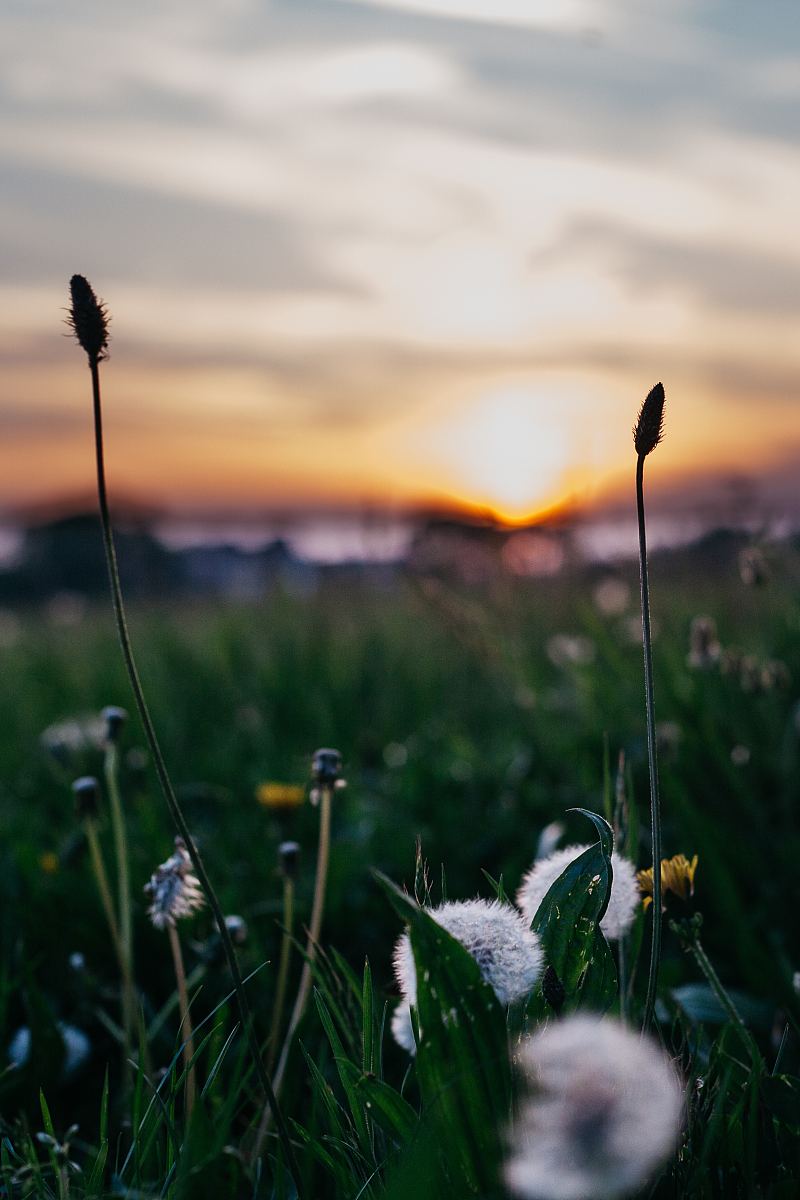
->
[[343, 0, 611, 33]]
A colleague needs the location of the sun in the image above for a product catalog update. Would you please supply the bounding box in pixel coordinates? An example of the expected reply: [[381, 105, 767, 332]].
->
[[406, 385, 577, 522]]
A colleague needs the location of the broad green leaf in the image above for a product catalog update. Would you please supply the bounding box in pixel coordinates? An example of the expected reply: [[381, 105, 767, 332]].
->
[[529, 808, 617, 1015], [374, 871, 509, 1195]]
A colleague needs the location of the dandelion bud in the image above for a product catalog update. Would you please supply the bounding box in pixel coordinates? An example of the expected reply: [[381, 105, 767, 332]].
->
[[633, 382, 665, 458], [68, 275, 109, 364], [101, 705, 128, 744], [278, 840, 301, 880], [225, 914, 248, 944], [144, 837, 205, 930], [72, 775, 101, 821], [311, 747, 342, 786]]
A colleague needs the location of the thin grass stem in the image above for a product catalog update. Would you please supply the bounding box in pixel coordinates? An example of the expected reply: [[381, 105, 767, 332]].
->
[[266, 875, 295, 1075], [168, 924, 196, 1118], [104, 742, 135, 1077], [84, 818, 122, 957], [254, 783, 332, 1156], [637, 452, 663, 1032], [87, 358, 304, 1196]]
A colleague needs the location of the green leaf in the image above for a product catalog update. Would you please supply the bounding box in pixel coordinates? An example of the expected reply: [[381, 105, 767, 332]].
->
[[374, 871, 509, 1195], [347, 1066, 419, 1144], [529, 809, 617, 1015]]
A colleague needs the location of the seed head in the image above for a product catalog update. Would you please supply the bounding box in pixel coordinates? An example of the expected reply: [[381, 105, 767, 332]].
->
[[505, 1016, 683, 1200], [517, 845, 640, 942], [68, 275, 109, 363], [278, 840, 301, 880], [312, 747, 342, 785], [72, 775, 101, 821], [101, 705, 128, 745], [633, 382, 665, 458], [144, 837, 205, 930], [392, 898, 543, 1055]]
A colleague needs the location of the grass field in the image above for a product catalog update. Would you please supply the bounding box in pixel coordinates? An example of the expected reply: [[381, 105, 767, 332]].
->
[[1, 537, 799, 1196]]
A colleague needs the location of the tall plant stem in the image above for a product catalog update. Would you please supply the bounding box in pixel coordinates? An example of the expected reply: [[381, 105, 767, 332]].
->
[[637, 453, 662, 1033], [168, 925, 197, 1117], [104, 743, 135, 1073], [266, 876, 295, 1075], [88, 360, 303, 1195], [254, 784, 332, 1156], [84, 819, 123, 966]]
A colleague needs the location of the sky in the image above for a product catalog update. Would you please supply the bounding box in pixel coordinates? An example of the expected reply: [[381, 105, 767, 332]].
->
[[1, 0, 799, 525]]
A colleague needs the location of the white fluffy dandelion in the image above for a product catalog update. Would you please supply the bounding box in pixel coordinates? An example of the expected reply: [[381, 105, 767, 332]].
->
[[392, 898, 543, 1054], [517, 845, 639, 942], [144, 837, 205, 930], [506, 1016, 683, 1200]]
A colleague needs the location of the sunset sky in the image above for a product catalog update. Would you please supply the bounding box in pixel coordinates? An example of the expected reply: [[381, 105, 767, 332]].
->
[[1, 1, 799, 524]]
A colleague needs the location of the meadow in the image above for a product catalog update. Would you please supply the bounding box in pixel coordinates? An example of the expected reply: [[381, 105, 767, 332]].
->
[[1, 531, 799, 1197]]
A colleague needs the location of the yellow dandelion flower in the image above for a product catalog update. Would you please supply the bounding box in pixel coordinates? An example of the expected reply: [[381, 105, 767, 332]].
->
[[637, 854, 698, 910], [39, 851, 60, 874], [256, 782, 306, 810]]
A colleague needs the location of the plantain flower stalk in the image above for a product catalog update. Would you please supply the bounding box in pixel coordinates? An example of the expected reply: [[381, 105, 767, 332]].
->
[[633, 381, 666, 1033], [68, 276, 303, 1193]]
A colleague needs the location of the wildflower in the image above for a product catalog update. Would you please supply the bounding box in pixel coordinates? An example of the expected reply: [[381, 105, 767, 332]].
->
[[517, 845, 640, 942], [505, 1015, 682, 1200], [256, 782, 306, 810], [687, 617, 721, 670], [637, 854, 698, 911], [730, 744, 751, 766], [144, 837, 205, 930], [392, 899, 543, 1055], [39, 851, 60, 874]]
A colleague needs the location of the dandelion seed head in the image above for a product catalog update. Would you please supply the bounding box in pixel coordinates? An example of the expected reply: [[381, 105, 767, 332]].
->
[[517, 845, 639, 942], [391, 1002, 416, 1054], [392, 899, 543, 1053], [68, 274, 109, 363], [506, 1016, 683, 1200], [144, 837, 205, 930]]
